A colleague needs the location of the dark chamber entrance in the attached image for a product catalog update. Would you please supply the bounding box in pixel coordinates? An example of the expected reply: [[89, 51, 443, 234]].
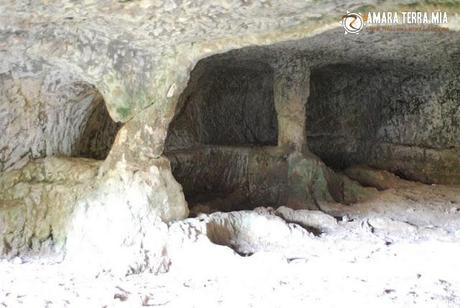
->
[[165, 29, 460, 215], [165, 58, 282, 214]]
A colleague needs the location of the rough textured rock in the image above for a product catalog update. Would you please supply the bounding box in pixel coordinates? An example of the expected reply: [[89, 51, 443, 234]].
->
[[167, 29, 460, 185], [208, 212, 297, 254], [306, 47, 460, 184], [0, 0, 459, 271], [275, 206, 338, 234], [367, 217, 418, 241], [64, 156, 187, 274], [2, 1, 458, 170], [165, 47, 382, 211], [0, 78, 120, 171], [166, 60, 277, 149], [191, 210, 314, 256], [0, 156, 187, 274], [2, 183, 460, 307], [344, 165, 413, 190], [167, 181, 460, 257], [0, 157, 100, 258], [167, 145, 377, 212]]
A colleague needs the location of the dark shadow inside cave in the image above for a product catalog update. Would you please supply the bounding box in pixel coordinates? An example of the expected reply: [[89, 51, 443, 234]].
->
[[70, 84, 122, 160], [72, 90, 122, 160], [166, 60, 277, 150], [165, 58, 281, 213], [306, 63, 393, 170], [306, 60, 460, 184], [165, 29, 460, 216]]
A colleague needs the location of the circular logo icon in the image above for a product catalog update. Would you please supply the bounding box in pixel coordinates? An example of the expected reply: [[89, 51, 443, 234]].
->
[[341, 11, 364, 34]]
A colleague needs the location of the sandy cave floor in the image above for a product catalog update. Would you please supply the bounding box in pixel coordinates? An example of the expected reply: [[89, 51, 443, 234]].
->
[[1, 182, 460, 308]]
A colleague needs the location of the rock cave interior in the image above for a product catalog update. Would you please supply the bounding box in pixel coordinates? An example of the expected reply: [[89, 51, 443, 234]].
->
[[1, 4, 460, 305], [165, 30, 460, 215]]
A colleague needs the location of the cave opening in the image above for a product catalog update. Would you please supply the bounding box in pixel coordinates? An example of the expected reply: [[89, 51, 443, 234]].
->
[[306, 58, 460, 185], [165, 30, 460, 216], [165, 58, 283, 214], [0, 81, 122, 173], [70, 85, 122, 161], [39, 82, 122, 162]]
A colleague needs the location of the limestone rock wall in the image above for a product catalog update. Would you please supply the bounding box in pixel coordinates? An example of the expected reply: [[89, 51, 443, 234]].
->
[[0, 157, 101, 257], [0, 70, 120, 171], [0, 156, 187, 274], [182, 29, 460, 185], [165, 52, 375, 211], [167, 145, 372, 211], [0, 0, 459, 273], [166, 59, 277, 150], [307, 61, 460, 184]]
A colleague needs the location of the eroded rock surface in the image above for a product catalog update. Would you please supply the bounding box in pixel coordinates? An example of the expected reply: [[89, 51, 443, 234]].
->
[[0, 78, 120, 172], [0, 157, 100, 258], [1, 179, 460, 306], [307, 59, 460, 184], [344, 165, 414, 190], [0, 156, 187, 274], [0, 0, 459, 274]]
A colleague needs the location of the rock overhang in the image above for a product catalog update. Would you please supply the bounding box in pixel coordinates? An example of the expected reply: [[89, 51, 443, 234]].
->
[[0, 0, 459, 273]]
